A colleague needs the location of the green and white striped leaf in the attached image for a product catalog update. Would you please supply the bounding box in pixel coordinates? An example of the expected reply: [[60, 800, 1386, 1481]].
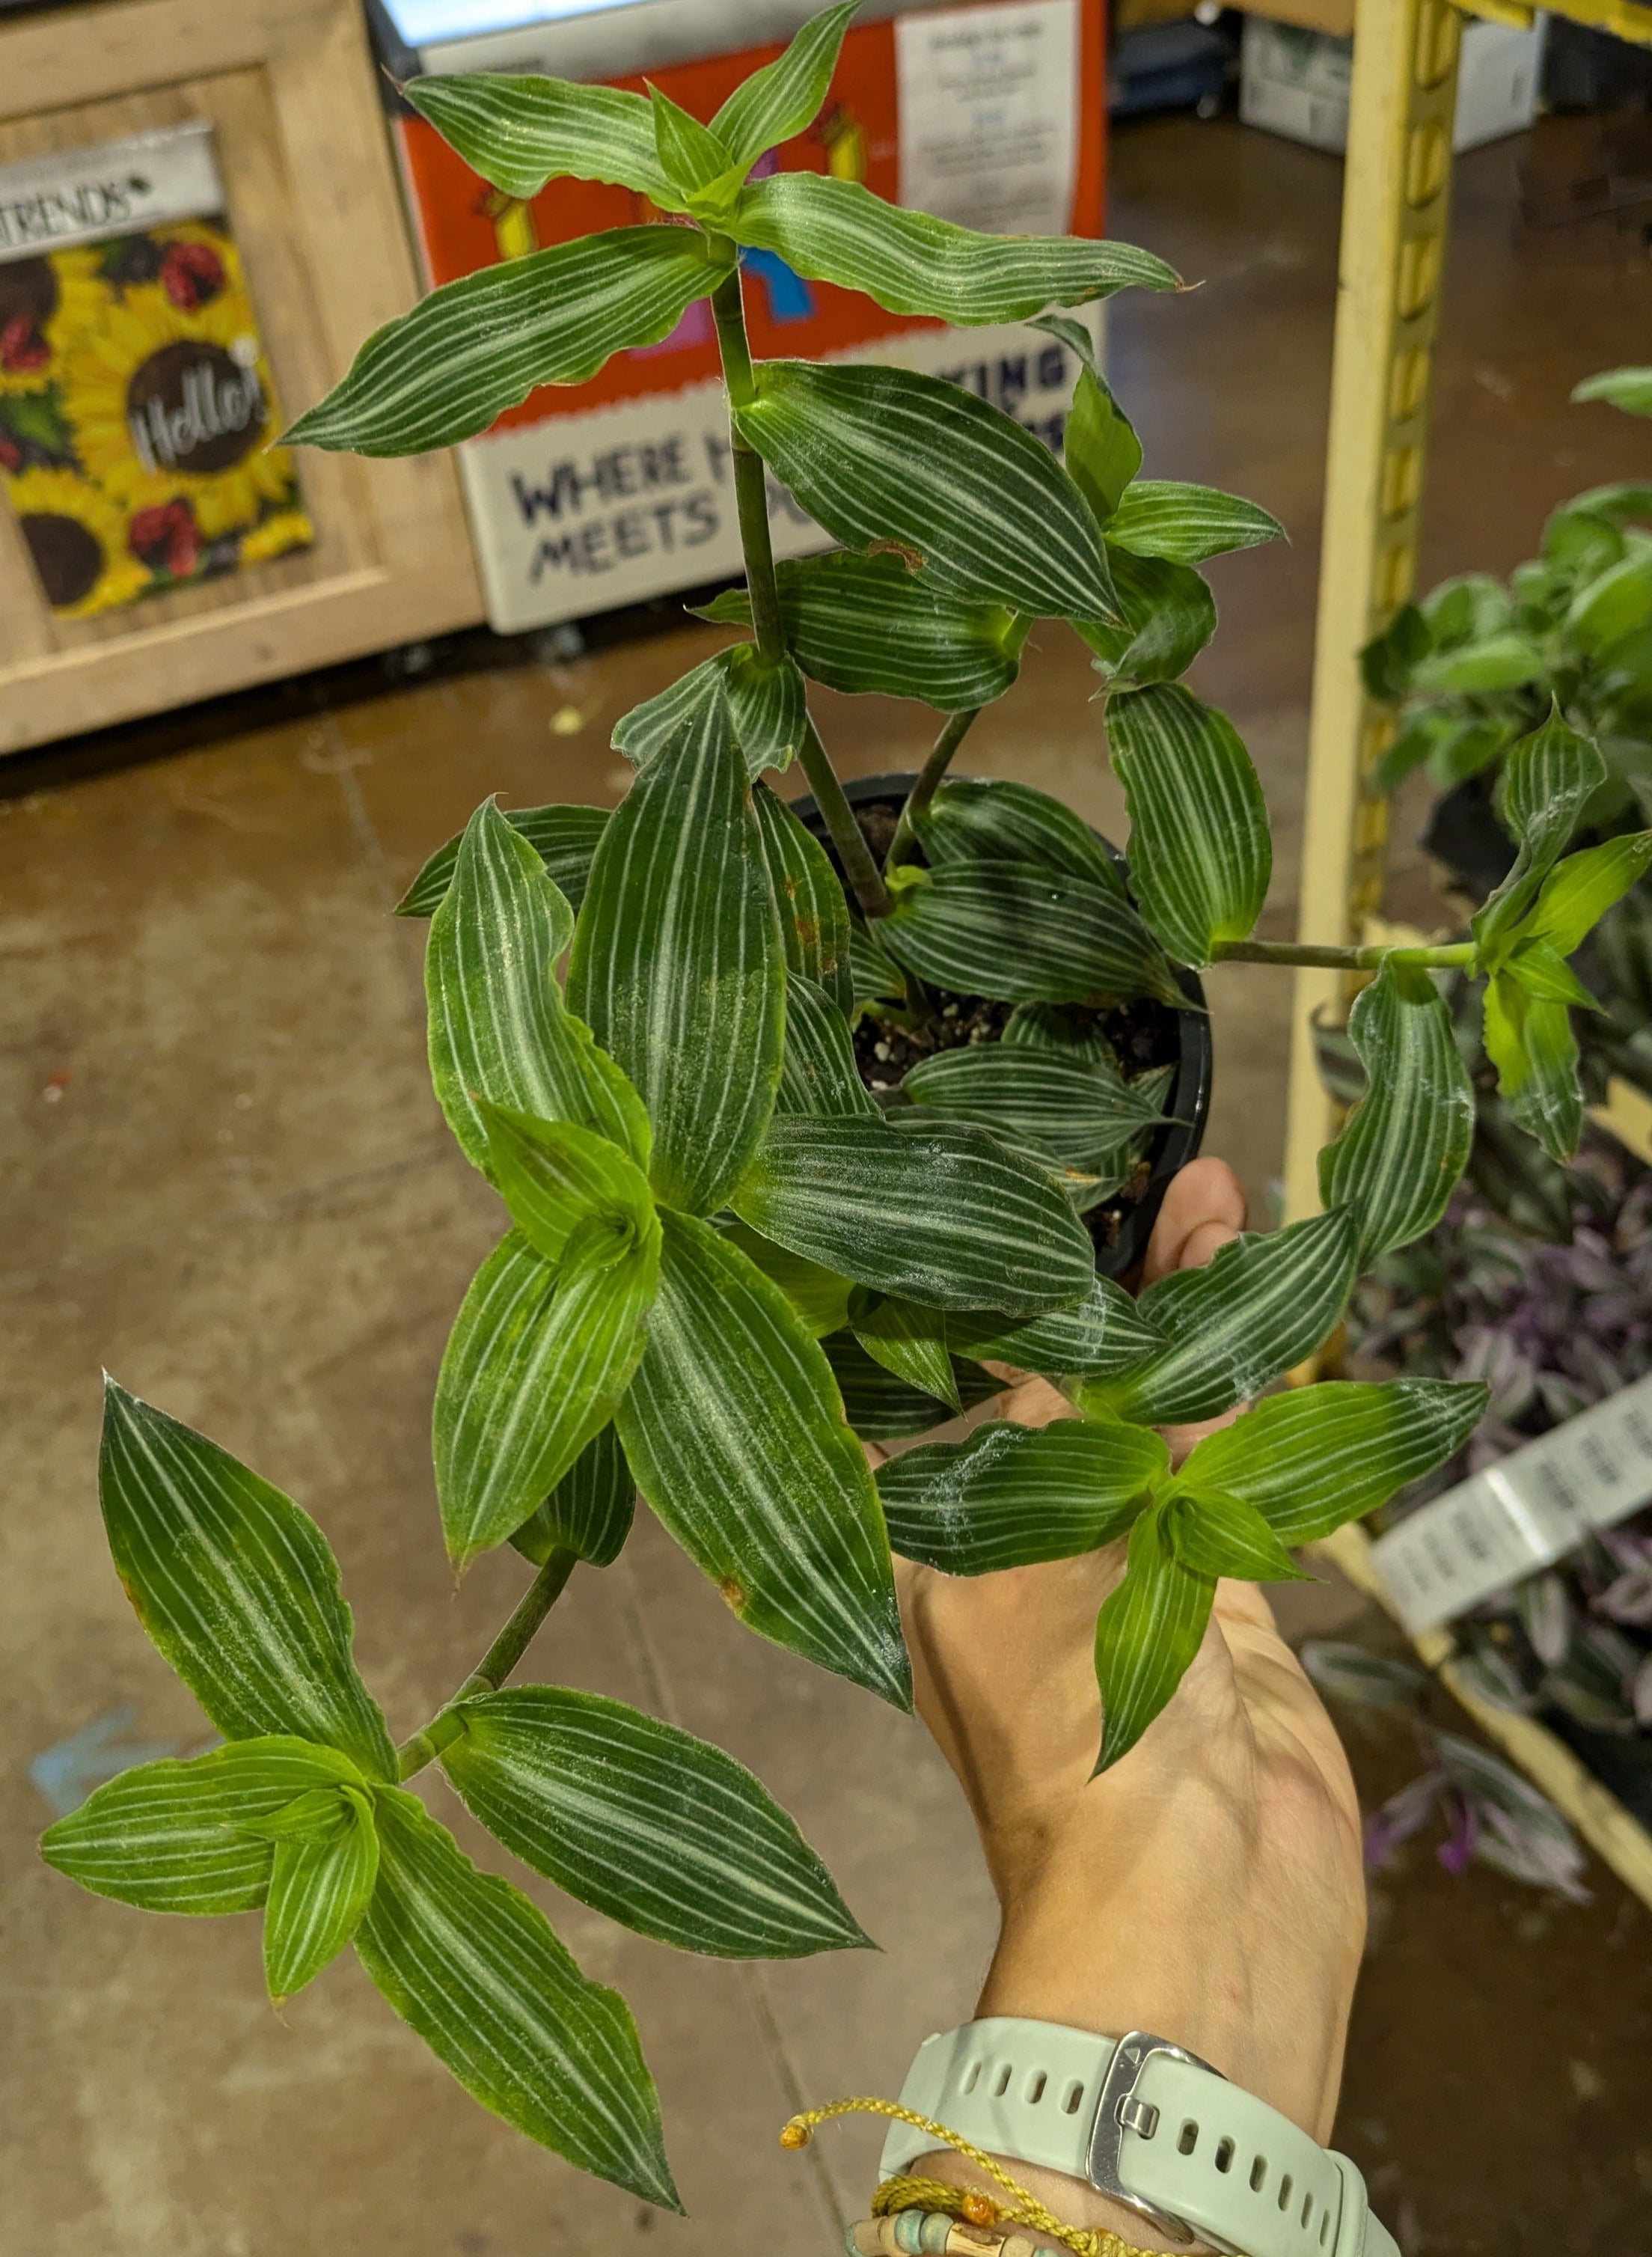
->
[[734, 360, 1119, 623], [428, 801, 650, 1176], [947, 1273, 1166, 1381], [777, 973, 876, 1117], [1483, 974, 1584, 1165], [402, 72, 672, 202], [1079, 549, 1217, 688], [822, 1330, 1000, 1438], [1318, 959, 1474, 1268], [614, 647, 807, 778], [732, 1114, 1098, 1315], [569, 680, 784, 1215], [98, 1384, 396, 1779], [1474, 709, 1607, 966], [649, 85, 740, 210], [397, 803, 608, 920], [442, 1685, 868, 1958], [1094, 1506, 1215, 1772], [854, 1295, 958, 1411], [711, 1, 857, 171], [850, 918, 906, 1007], [40, 1738, 361, 1914], [1001, 1001, 1121, 1065], [435, 1222, 661, 1568], [511, 1422, 637, 1571], [616, 1211, 909, 1706], [753, 781, 854, 1016], [1177, 1379, 1489, 1545], [481, 1104, 658, 1266], [286, 229, 729, 456], [261, 1784, 379, 2003], [729, 170, 1178, 326], [1105, 480, 1285, 566], [1163, 1491, 1303, 1583], [915, 776, 1128, 898], [699, 553, 1023, 712], [357, 1786, 677, 2208], [877, 1419, 1166, 1575], [1572, 365, 1652, 418], [901, 1042, 1172, 1172], [1035, 315, 1141, 525], [1106, 683, 1270, 967], [882, 860, 1181, 1007], [1082, 1209, 1359, 1427]]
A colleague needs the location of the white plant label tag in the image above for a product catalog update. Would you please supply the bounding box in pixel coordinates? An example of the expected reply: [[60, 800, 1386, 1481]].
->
[[1372, 1369, 1652, 1634], [896, 0, 1081, 240]]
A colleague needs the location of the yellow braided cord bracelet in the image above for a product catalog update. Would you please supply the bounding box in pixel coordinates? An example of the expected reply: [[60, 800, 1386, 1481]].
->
[[779, 2097, 1165, 2257]]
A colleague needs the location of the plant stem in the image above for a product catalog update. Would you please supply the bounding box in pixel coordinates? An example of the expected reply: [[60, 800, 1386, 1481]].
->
[[1211, 938, 1476, 971], [394, 1548, 577, 1781], [886, 706, 982, 873], [708, 260, 893, 922]]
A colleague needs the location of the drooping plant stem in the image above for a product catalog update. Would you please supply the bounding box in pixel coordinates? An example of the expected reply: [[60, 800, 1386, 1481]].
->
[[887, 706, 982, 873], [709, 260, 892, 922], [1211, 938, 1476, 971], [394, 1547, 577, 1780]]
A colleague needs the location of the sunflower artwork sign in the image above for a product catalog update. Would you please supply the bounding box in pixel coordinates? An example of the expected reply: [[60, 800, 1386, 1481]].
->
[[0, 122, 311, 619]]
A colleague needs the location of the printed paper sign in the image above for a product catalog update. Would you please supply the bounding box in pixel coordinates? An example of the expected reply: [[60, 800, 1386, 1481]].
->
[[1372, 1369, 1652, 1635], [896, 0, 1081, 239]]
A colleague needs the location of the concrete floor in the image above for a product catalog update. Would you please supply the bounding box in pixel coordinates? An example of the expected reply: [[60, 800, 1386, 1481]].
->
[[5, 113, 1652, 2255]]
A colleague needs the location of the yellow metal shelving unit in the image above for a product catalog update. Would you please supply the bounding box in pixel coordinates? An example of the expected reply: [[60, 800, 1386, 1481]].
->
[[1280, 0, 1652, 1907]]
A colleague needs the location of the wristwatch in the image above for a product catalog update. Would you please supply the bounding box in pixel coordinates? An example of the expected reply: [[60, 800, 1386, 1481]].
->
[[880, 2021, 1400, 2257]]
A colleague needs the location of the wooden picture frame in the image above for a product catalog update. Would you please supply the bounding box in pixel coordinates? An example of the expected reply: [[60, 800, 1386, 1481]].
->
[[0, 0, 483, 755]]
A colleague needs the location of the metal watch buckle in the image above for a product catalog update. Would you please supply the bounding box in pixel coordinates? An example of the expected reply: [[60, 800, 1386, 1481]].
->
[[1086, 2031, 1225, 2249]]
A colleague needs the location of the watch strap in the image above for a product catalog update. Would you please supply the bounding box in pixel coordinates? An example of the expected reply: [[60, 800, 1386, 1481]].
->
[[880, 2020, 1399, 2257]]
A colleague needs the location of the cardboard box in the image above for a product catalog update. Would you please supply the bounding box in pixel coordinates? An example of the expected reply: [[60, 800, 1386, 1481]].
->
[[1240, 11, 1547, 157]]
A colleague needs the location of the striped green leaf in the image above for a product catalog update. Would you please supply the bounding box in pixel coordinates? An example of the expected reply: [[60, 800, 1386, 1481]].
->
[[1178, 1379, 1488, 1545], [850, 919, 906, 1007], [777, 973, 876, 1117], [877, 1419, 1166, 1575], [649, 85, 739, 209], [442, 1686, 867, 1958], [397, 804, 608, 920], [1034, 313, 1140, 524], [402, 73, 672, 203], [435, 1222, 661, 1568], [1163, 1490, 1303, 1583], [357, 1786, 677, 2208], [1474, 709, 1606, 965], [1094, 1506, 1215, 1771], [916, 776, 1128, 899], [1082, 1210, 1358, 1426], [511, 1422, 636, 1570], [700, 554, 1023, 712], [1528, 833, 1652, 956], [1573, 364, 1652, 417], [901, 1042, 1172, 1173], [711, 1, 857, 171], [881, 861, 1181, 1007], [1106, 480, 1285, 566], [729, 171, 1178, 325], [1318, 959, 1474, 1268], [1483, 974, 1584, 1165], [98, 1384, 396, 1779], [1106, 683, 1270, 968], [481, 1104, 657, 1267], [732, 1114, 1098, 1315], [947, 1274, 1167, 1380], [40, 1738, 361, 1914], [1078, 549, 1217, 689], [718, 1218, 853, 1340], [822, 1329, 1000, 1438], [569, 681, 784, 1215], [753, 781, 854, 1016], [260, 1783, 379, 2003], [735, 361, 1119, 623], [614, 646, 806, 778], [427, 801, 650, 1176], [1001, 1001, 1121, 1065], [854, 1295, 958, 1411], [287, 229, 729, 456], [617, 1211, 908, 1705]]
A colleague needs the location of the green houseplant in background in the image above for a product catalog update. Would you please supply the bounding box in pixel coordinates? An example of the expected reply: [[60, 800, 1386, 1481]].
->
[[37, 7, 1652, 2207]]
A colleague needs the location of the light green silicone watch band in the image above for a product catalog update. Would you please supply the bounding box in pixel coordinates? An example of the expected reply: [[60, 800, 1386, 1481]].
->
[[878, 2020, 1400, 2257]]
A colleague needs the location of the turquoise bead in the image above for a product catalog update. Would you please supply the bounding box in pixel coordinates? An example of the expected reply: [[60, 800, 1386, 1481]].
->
[[893, 2210, 928, 2256], [843, 2230, 862, 2257], [920, 2211, 953, 2253]]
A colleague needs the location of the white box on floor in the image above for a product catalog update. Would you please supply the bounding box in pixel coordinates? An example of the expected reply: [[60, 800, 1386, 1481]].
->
[[1239, 13, 1547, 157]]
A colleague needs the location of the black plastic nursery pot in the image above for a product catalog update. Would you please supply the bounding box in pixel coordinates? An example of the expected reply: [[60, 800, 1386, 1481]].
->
[[792, 770, 1213, 1283]]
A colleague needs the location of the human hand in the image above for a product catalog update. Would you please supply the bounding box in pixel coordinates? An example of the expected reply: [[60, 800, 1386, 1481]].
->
[[892, 1158, 1365, 2237]]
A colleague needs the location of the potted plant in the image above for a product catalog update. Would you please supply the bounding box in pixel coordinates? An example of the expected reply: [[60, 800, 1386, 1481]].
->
[[37, 7, 1652, 2207]]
